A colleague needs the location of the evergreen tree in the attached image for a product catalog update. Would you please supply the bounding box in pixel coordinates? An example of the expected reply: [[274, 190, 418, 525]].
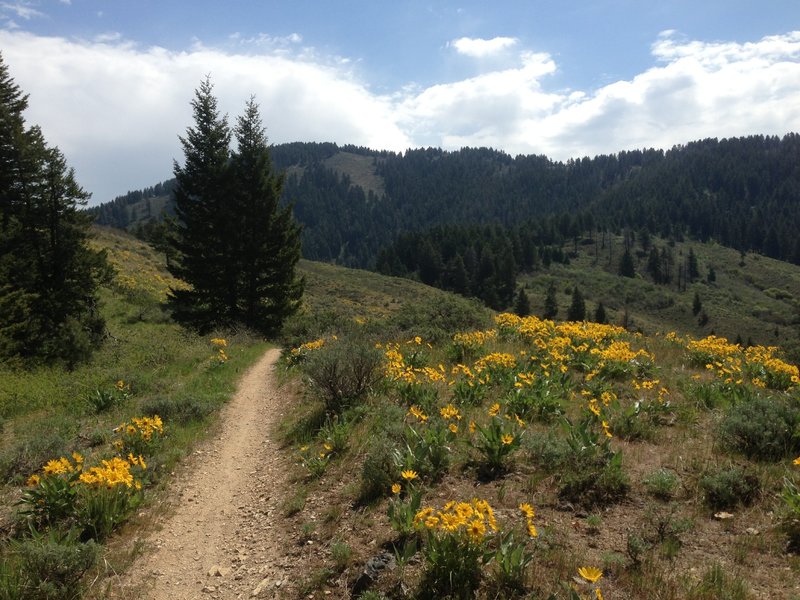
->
[[0, 53, 109, 365], [514, 287, 531, 317], [567, 286, 586, 321], [167, 77, 233, 330], [618, 247, 635, 278], [167, 81, 303, 333], [229, 98, 303, 332], [692, 291, 702, 316], [687, 248, 700, 282], [543, 281, 558, 319], [594, 302, 607, 324]]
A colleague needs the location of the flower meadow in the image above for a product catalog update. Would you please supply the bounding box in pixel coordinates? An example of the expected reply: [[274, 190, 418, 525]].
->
[[287, 314, 800, 598]]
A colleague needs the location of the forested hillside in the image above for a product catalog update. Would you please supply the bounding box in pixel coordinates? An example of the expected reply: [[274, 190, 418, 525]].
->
[[90, 134, 800, 270]]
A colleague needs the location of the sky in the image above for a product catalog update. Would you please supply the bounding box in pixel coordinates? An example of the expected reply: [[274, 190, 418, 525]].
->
[[1, 1, 799, 205]]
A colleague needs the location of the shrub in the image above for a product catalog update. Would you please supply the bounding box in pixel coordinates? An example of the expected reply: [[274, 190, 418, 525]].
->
[[686, 563, 750, 600], [303, 338, 382, 415], [700, 466, 760, 511], [717, 396, 800, 462], [359, 437, 400, 504], [8, 529, 99, 600], [642, 468, 680, 501], [140, 395, 214, 425]]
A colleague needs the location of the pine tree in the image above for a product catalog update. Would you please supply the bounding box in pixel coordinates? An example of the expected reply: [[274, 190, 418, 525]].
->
[[567, 286, 586, 321], [543, 281, 558, 319], [692, 291, 702, 316], [167, 82, 303, 334], [229, 97, 303, 332], [514, 287, 531, 317], [594, 302, 607, 324], [167, 77, 233, 330], [618, 247, 635, 278], [0, 53, 109, 365]]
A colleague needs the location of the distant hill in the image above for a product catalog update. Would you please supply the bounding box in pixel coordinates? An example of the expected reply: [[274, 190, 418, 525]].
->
[[90, 134, 800, 270]]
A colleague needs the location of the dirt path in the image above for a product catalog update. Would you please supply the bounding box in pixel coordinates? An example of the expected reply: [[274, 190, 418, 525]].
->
[[107, 348, 296, 599]]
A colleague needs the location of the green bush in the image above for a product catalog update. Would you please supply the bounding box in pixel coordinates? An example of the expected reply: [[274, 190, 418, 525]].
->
[[717, 396, 800, 461], [559, 462, 630, 508], [303, 338, 382, 415], [642, 468, 681, 501], [359, 437, 400, 504], [7, 529, 99, 600], [700, 466, 760, 511]]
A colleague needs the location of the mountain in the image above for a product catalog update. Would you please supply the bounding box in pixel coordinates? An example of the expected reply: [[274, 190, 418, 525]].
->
[[89, 134, 800, 270]]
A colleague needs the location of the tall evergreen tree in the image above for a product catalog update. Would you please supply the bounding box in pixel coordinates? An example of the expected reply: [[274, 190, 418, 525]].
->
[[543, 281, 558, 319], [167, 77, 233, 330], [567, 286, 586, 321], [514, 287, 531, 317], [167, 82, 303, 333], [594, 301, 607, 324], [229, 98, 303, 332], [618, 247, 635, 278], [0, 53, 108, 365]]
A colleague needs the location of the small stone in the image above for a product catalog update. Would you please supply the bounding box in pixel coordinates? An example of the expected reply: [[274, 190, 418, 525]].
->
[[714, 511, 734, 520], [745, 527, 759, 535], [251, 578, 270, 597]]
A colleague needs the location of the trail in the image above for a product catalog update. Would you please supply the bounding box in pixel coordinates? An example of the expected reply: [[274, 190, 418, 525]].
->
[[107, 348, 295, 599]]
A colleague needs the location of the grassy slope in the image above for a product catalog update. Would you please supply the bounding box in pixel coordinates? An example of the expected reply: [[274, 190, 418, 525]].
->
[[520, 236, 800, 359], [275, 243, 800, 599]]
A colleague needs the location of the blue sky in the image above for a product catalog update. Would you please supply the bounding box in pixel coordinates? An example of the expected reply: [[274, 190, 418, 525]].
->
[[1, 1, 799, 204]]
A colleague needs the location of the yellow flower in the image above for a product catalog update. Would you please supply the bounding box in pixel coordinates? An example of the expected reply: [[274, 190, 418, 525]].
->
[[601, 421, 613, 438], [488, 403, 501, 417], [578, 566, 603, 583], [527, 521, 538, 538], [401, 469, 418, 481], [519, 503, 535, 520], [27, 474, 41, 487], [424, 516, 440, 529], [595, 589, 604, 600], [323, 443, 333, 452], [794, 456, 800, 466], [391, 483, 402, 494], [467, 518, 486, 542], [469, 421, 477, 433], [501, 434, 514, 445], [448, 423, 459, 434]]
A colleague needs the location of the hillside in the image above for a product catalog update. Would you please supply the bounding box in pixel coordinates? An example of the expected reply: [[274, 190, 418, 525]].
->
[[89, 134, 800, 270]]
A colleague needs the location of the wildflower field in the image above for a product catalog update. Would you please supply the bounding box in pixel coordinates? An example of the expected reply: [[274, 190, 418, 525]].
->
[[282, 310, 800, 599]]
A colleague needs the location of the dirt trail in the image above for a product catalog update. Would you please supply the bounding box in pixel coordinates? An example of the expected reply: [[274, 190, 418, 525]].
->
[[108, 348, 296, 599]]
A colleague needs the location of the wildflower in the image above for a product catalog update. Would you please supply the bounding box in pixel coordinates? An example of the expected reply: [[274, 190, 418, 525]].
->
[[601, 421, 613, 438], [595, 589, 604, 600], [527, 521, 538, 537], [469, 421, 477, 433], [519, 503, 535, 520], [391, 483, 402, 495], [794, 456, 800, 466], [440, 404, 461, 421], [401, 469, 418, 481], [448, 423, 459, 434], [488, 402, 501, 417], [408, 405, 428, 422], [501, 434, 514, 445], [211, 338, 227, 348], [27, 474, 40, 487], [323, 443, 333, 452], [578, 566, 603, 583], [467, 519, 486, 542]]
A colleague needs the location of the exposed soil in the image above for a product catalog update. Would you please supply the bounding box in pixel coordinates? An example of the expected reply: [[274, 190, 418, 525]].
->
[[105, 348, 302, 599]]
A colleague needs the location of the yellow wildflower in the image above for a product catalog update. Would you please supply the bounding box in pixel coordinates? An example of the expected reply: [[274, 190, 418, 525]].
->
[[391, 483, 402, 495], [488, 403, 501, 417], [527, 521, 538, 538], [501, 434, 514, 445], [401, 469, 418, 481], [449, 423, 459, 434], [519, 503, 535, 520], [467, 518, 486, 542], [27, 474, 40, 487], [578, 566, 603, 583]]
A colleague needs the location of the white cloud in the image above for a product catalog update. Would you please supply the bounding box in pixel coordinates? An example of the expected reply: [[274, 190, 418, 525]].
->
[[1, 1, 44, 20], [0, 29, 799, 204], [449, 36, 518, 58]]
